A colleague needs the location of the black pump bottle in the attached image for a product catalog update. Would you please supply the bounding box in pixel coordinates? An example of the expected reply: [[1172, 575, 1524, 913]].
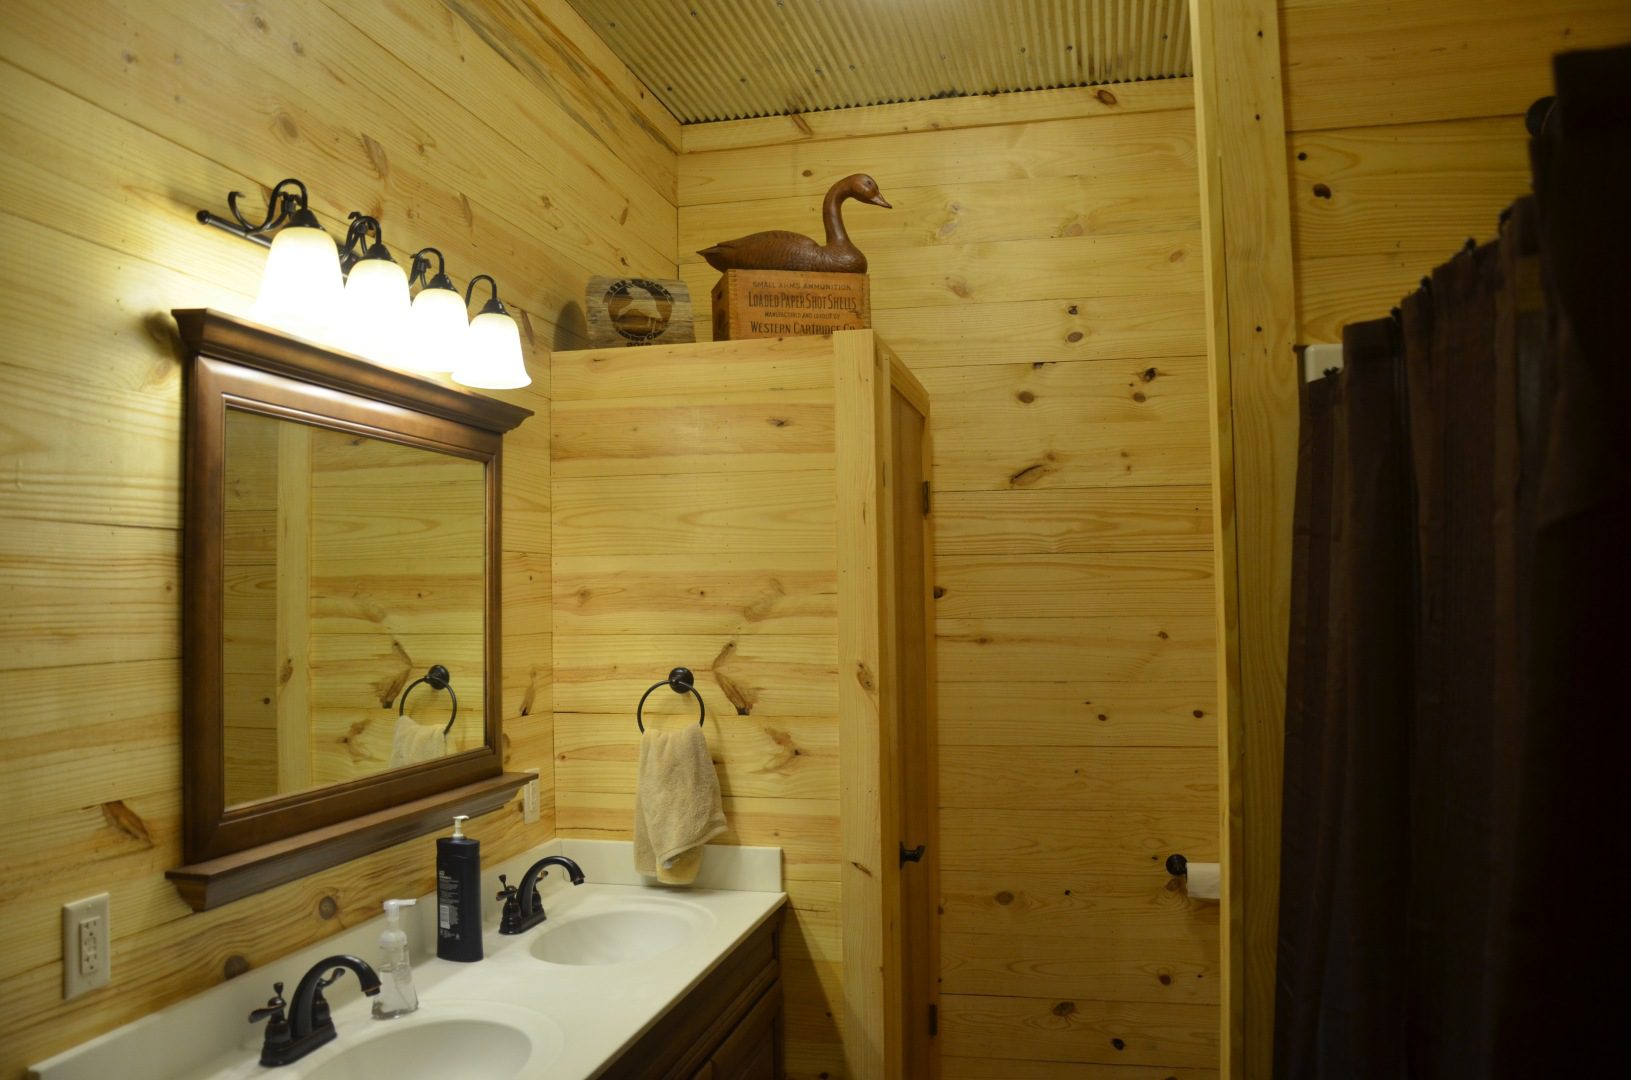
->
[[435, 814, 483, 962]]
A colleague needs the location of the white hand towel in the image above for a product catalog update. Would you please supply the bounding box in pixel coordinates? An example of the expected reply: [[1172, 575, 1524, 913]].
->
[[633, 724, 727, 885], [388, 714, 447, 768]]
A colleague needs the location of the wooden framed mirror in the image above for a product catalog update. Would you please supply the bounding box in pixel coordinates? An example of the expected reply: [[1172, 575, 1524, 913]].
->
[[167, 309, 532, 909]]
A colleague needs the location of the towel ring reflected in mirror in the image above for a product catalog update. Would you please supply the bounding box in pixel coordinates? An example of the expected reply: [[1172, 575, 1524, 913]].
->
[[635, 667, 706, 732], [398, 664, 459, 736]]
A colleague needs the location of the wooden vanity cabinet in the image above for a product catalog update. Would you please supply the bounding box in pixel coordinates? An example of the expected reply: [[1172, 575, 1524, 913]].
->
[[604, 908, 784, 1080]]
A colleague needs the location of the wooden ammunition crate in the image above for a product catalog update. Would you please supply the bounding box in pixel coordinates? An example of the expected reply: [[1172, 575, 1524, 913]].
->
[[710, 269, 870, 340]]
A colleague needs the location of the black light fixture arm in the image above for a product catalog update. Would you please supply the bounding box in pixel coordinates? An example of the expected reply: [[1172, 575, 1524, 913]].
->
[[197, 177, 314, 249], [465, 273, 508, 315], [340, 212, 392, 273], [409, 247, 455, 291]]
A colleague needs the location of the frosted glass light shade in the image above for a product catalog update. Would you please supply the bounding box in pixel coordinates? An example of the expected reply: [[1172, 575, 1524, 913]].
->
[[340, 257, 411, 367], [452, 310, 530, 389], [251, 224, 343, 342], [403, 286, 467, 373]]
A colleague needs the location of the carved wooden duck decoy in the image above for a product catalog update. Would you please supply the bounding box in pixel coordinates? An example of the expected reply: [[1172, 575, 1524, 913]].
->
[[698, 173, 891, 274]]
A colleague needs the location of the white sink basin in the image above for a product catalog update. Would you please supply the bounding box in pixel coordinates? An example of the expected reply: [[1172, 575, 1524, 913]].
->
[[529, 899, 716, 966], [302, 1015, 551, 1080]]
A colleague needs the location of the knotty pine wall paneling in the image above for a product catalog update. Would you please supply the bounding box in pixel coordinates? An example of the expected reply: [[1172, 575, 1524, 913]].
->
[[550, 335, 847, 1080], [0, 0, 678, 1073], [679, 81, 1221, 1079], [1281, 0, 1631, 343]]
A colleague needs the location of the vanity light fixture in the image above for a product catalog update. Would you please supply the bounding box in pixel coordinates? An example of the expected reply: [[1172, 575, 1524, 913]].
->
[[199, 179, 530, 384], [404, 248, 466, 374], [453, 275, 531, 390], [337, 213, 412, 369], [198, 178, 344, 343]]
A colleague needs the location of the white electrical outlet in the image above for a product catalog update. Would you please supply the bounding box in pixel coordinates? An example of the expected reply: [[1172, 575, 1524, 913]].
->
[[522, 768, 541, 824], [63, 893, 111, 999]]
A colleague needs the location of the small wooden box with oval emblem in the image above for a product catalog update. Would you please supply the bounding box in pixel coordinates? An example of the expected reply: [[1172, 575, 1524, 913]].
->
[[710, 269, 871, 340], [586, 276, 695, 347]]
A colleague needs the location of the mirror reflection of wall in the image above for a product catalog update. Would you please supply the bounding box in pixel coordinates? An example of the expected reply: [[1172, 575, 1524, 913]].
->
[[221, 408, 486, 807]]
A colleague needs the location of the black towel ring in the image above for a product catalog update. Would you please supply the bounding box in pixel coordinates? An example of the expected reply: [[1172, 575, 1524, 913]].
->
[[635, 667, 706, 733], [398, 664, 459, 736]]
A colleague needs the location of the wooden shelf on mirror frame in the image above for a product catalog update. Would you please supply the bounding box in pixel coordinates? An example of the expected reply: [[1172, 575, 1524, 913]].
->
[[166, 771, 531, 911]]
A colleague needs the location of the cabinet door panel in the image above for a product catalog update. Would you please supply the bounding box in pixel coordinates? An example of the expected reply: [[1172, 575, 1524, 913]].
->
[[709, 981, 783, 1079]]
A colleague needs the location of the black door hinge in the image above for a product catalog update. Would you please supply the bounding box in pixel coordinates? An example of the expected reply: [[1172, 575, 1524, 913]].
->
[[921, 480, 931, 515], [929, 1002, 938, 1037]]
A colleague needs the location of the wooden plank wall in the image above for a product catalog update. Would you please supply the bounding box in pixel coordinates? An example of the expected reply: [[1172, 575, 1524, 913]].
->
[[678, 80, 1222, 1078], [1282, 0, 1631, 343], [0, 0, 678, 1074], [550, 335, 847, 1080]]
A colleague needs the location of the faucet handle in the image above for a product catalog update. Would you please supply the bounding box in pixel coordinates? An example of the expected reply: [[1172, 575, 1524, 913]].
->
[[309, 968, 349, 1030], [248, 981, 287, 1025], [249, 980, 292, 1060], [497, 874, 525, 934]]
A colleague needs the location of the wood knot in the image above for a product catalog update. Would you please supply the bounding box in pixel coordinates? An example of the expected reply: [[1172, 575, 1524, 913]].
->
[[994, 890, 1014, 905], [1159, 972, 1173, 985], [1157, 630, 1169, 640], [1052, 1001, 1076, 1017], [1141, 367, 1159, 382], [223, 955, 250, 980], [932, 586, 947, 599], [1193, 709, 1205, 718], [1111, 1037, 1126, 1051], [361, 133, 390, 179], [1095, 88, 1118, 105], [1016, 390, 1036, 403], [1067, 331, 1084, 343], [1009, 454, 1057, 487], [318, 896, 338, 920], [101, 800, 153, 846], [1133, 392, 1147, 403], [1313, 183, 1332, 199], [855, 661, 876, 693]]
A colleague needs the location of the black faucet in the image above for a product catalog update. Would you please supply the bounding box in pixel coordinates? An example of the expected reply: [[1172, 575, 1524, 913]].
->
[[248, 955, 381, 1066], [497, 855, 586, 934]]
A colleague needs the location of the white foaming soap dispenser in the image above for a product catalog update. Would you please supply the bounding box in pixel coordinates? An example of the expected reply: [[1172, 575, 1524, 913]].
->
[[372, 898, 419, 1019]]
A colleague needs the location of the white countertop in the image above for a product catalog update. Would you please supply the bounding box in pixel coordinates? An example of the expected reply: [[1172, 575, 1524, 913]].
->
[[30, 840, 786, 1080]]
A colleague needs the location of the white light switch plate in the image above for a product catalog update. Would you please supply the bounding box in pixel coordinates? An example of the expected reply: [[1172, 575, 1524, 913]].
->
[[63, 893, 110, 999]]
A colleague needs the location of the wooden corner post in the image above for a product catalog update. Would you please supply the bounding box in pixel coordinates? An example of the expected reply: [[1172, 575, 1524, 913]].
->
[[1188, 1, 1301, 1077]]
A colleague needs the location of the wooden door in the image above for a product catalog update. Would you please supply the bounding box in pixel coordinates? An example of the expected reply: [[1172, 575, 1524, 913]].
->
[[890, 386, 939, 1077]]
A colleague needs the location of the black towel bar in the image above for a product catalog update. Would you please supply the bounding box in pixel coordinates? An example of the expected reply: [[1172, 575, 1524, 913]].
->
[[635, 667, 706, 732], [398, 664, 458, 736]]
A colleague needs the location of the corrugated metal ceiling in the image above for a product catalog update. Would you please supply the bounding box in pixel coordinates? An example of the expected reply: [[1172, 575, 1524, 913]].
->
[[564, 0, 1193, 123]]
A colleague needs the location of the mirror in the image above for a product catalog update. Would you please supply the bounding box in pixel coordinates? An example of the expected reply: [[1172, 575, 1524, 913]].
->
[[169, 309, 531, 910], [221, 410, 487, 806]]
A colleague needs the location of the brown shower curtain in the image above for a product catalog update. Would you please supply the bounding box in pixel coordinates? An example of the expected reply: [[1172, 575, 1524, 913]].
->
[[1274, 44, 1631, 1080]]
